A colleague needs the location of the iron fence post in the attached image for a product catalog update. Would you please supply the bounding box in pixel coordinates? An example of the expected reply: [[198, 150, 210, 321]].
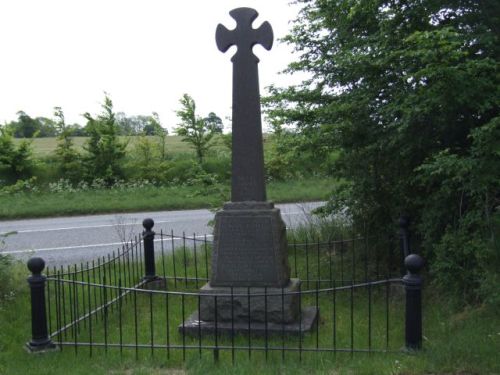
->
[[142, 218, 156, 281], [26, 257, 56, 352], [403, 253, 424, 350]]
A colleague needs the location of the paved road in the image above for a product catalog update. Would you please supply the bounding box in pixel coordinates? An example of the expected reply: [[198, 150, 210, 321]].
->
[[1, 202, 324, 268]]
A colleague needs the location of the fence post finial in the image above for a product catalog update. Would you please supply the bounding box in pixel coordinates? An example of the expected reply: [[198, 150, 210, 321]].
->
[[26, 257, 57, 352], [403, 253, 424, 350]]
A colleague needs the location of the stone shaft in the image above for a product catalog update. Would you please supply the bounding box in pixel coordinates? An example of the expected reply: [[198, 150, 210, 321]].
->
[[216, 7, 273, 202]]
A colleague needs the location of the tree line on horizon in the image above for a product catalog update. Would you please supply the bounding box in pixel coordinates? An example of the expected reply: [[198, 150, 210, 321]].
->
[[1, 102, 223, 139]]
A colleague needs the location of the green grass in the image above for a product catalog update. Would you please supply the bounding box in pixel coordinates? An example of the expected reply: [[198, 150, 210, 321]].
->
[[0, 177, 334, 219], [13, 136, 216, 157], [1, 250, 499, 375]]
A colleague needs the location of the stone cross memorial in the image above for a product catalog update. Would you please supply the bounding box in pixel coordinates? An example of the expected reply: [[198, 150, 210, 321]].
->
[[181, 7, 317, 335]]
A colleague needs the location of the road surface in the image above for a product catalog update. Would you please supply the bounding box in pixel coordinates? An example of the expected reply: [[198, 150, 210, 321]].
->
[[1, 202, 324, 268]]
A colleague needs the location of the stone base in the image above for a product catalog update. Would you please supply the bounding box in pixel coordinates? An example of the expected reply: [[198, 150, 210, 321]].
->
[[198, 279, 301, 323], [180, 306, 318, 337], [25, 340, 58, 353], [210, 201, 290, 287]]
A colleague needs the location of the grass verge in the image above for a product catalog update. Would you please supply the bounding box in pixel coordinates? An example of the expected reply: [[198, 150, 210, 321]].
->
[[0, 257, 499, 375], [0, 177, 334, 220]]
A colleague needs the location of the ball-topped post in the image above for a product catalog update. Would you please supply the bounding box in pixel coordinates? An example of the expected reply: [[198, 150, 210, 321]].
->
[[27, 257, 45, 276], [403, 253, 424, 350], [26, 257, 56, 352], [142, 218, 156, 281]]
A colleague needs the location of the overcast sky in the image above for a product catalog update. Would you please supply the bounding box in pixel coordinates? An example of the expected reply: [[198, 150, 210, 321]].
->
[[0, 0, 303, 132]]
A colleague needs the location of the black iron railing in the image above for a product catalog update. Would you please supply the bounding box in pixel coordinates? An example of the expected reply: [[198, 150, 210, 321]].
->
[[25, 217, 424, 360]]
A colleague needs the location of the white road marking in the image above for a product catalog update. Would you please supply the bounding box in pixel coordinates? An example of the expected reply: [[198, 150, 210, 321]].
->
[[1, 211, 304, 235], [2, 235, 214, 255]]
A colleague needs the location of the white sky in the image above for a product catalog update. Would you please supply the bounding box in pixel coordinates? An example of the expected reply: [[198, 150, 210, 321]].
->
[[0, 0, 303, 132]]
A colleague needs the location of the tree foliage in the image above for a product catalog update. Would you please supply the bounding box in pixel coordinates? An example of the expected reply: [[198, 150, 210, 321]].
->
[[53, 107, 81, 182], [0, 126, 33, 180], [83, 94, 127, 184], [266, 0, 500, 305], [175, 94, 217, 164]]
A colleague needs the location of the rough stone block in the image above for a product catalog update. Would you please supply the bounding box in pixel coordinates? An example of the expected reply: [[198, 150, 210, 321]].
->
[[198, 279, 301, 323]]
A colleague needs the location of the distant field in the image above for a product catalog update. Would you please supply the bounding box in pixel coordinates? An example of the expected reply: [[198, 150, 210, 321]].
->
[[13, 135, 232, 157]]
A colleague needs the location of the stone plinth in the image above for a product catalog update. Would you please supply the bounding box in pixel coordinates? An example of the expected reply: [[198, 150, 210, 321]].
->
[[198, 279, 301, 323], [180, 307, 318, 337], [210, 201, 290, 287]]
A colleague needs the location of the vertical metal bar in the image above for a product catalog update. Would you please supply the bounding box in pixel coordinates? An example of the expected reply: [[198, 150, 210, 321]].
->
[[316, 281, 319, 349], [293, 239, 298, 278], [150, 292, 154, 357], [46, 268, 52, 335], [103, 275, 108, 355], [247, 287, 251, 359], [134, 239, 140, 285], [55, 270, 62, 351], [281, 286, 285, 362], [161, 230, 167, 280], [214, 295, 219, 363], [317, 238, 321, 284], [67, 266, 74, 339], [182, 294, 186, 361], [352, 236, 356, 285], [305, 238, 309, 288], [298, 283, 302, 362], [193, 233, 199, 288], [72, 273, 78, 354], [340, 236, 344, 285], [198, 293, 202, 358], [368, 281, 372, 353], [328, 239, 333, 284], [333, 279, 336, 354], [134, 289, 138, 360], [386, 280, 390, 350], [119, 279, 123, 357], [61, 266, 67, 339], [112, 252, 117, 306], [74, 265, 80, 334], [171, 230, 177, 287], [92, 261, 97, 322], [80, 263, 86, 330], [87, 268, 92, 357], [182, 232, 188, 287], [364, 224, 368, 282], [350, 279, 354, 355], [231, 286, 235, 364], [264, 287, 268, 361], [165, 291, 170, 359], [204, 234, 209, 280], [97, 259, 102, 319]]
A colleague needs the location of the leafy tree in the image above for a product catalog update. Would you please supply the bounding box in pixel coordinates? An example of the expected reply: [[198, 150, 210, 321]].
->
[[266, 0, 500, 305], [82, 94, 127, 184], [204, 112, 224, 134], [53, 107, 81, 182], [147, 112, 168, 160], [175, 94, 217, 164], [35, 117, 57, 137], [7, 111, 39, 138], [0, 126, 33, 180]]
